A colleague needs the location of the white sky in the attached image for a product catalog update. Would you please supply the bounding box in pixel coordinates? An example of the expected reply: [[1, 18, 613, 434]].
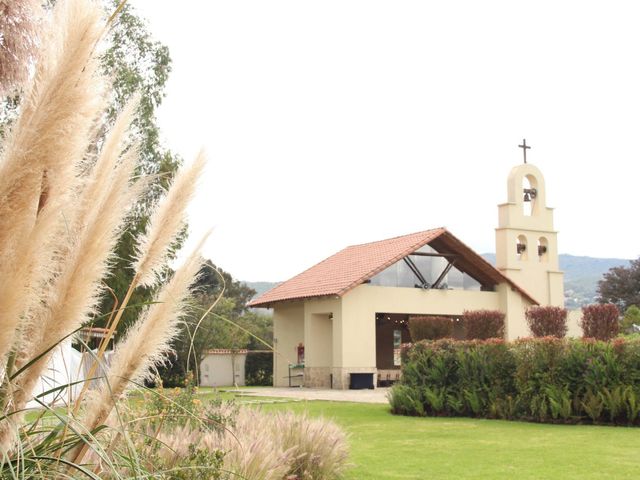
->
[[132, 1, 640, 281]]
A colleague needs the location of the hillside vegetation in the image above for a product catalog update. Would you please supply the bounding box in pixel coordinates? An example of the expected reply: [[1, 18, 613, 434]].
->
[[482, 253, 630, 308]]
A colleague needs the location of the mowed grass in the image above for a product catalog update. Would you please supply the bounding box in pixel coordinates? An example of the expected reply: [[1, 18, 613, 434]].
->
[[25, 388, 640, 478], [255, 399, 640, 480]]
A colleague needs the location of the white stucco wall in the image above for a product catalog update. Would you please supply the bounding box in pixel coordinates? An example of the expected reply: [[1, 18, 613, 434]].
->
[[567, 309, 583, 337], [273, 302, 304, 387], [200, 353, 246, 387]]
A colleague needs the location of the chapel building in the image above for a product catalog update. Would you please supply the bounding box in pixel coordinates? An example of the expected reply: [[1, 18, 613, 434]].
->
[[249, 162, 563, 389]]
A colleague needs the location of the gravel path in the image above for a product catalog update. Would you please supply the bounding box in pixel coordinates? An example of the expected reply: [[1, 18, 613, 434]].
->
[[227, 387, 390, 404]]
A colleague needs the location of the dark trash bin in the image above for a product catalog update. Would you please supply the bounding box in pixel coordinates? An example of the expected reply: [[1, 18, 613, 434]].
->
[[349, 372, 374, 390]]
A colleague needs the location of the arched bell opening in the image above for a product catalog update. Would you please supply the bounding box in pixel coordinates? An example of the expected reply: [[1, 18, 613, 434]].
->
[[516, 235, 528, 261], [537, 237, 549, 263], [522, 174, 538, 217]]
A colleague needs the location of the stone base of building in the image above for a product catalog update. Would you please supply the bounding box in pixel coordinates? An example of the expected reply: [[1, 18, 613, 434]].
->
[[303, 367, 332, 388], [304, 366, 378, 389]]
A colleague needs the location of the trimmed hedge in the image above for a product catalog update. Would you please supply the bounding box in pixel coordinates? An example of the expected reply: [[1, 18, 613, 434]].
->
[[525, 306, 568, 338], [389, 338, 640, 425], [409, 316, 453, 341], [463, 309, 505, 339], [581, 303, 620, 340]]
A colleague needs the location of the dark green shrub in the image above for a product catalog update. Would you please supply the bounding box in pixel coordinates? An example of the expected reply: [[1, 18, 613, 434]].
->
[[581, 303, 620, 340], [392, 337, 640, 426], [512, 338, 566, 421], [388, 384, 425, 416], [463, 310, 505, 339], [526, 306, 568, 338], [621, 305, 640, 332], [245, 352, 273, 386]]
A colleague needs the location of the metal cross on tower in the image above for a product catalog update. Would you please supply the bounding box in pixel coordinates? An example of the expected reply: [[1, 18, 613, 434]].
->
[[518, 138, 531, 164]]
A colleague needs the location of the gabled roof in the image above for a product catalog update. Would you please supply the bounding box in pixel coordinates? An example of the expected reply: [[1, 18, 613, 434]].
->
[[248, 228, 538, 308]]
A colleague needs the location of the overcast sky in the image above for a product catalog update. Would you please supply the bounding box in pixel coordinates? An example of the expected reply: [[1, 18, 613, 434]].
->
[[132, 1, 639, 282]]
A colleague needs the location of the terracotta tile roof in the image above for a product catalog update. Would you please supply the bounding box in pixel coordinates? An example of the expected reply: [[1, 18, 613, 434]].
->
[[248, 228, 538, 308]]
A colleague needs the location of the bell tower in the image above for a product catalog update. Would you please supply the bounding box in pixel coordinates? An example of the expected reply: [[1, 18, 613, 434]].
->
[[495, 160, 564, 306]]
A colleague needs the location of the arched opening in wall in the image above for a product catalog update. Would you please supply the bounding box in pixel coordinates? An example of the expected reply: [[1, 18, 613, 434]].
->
[[522, 175, 538, 216], [516, 235, 528, 261], [537, 237, 549, 262]]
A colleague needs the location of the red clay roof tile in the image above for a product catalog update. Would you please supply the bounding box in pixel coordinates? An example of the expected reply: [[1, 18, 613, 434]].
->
[[248, 228, 537, 307]]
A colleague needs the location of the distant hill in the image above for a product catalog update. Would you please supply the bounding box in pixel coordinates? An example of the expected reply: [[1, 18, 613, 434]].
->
[[244, 281, 280, 298], [244, 254, 631, 310], [481, 254, 630, 309]]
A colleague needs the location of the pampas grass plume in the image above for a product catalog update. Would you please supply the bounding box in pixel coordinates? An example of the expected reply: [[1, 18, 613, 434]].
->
[[78, 233, 209, 444], [0, 0, 106, 364], [0, 0, 42, 94], [11, 145, 143, 413], [0, 0, 106, 250], [133, 152, 206, 286]]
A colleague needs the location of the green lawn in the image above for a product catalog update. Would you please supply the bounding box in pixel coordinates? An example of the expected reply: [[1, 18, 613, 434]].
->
[[26, 389, 640, 478], [254, 399, 640, 480]]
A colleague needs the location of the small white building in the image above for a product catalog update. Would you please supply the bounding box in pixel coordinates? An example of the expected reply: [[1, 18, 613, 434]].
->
[[200, 349, 247, 387]]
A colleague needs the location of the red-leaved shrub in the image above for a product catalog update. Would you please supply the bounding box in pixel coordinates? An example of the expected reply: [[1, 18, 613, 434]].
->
[[408, 316, 453, 341], [463, 309, 505, 339], [580, 303, 620, 340], [525, 306, 568, 338]]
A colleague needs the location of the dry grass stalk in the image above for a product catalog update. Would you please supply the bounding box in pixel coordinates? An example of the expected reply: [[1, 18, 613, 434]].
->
[[89, 151, 206, 382], [217, 408, 293, 480], [73, 233, 208, 463], [0, 0, 106, 367], [126, 405, 349, 480], [274, 410, 350, 479], [10, 147, 142, 412], [0, 97, 143, 455], [0, 0, 42, 95], [0, 0, 216, 469], [133, 151, 206, 287]]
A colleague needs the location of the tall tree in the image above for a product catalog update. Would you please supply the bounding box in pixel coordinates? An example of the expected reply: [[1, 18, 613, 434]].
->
[[195, 260, 257, 316], [95, 0, 183, 333], [597, 257, 640, 312]]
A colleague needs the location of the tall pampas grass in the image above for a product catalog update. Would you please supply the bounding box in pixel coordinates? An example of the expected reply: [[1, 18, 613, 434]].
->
[[0, 0, 106, 242], [0, 0, 233, 476], [5, 78, 142, 418], [133, 151, 206, 287], [0, 0, 106, 365], [0, 0, 348, 477], [9, 143, 142, 412], [0, 0, 130, 455], [87, 150, 206, 390], [78, 233, 208, 440]]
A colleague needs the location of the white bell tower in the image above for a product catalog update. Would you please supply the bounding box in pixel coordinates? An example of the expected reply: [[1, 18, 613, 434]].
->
[[495, 150, 564, 306]]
